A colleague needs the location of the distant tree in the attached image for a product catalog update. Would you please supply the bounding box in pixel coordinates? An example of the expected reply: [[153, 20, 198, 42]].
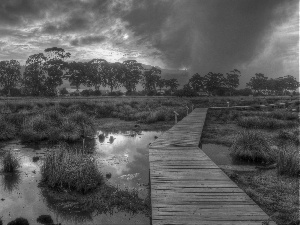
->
[[106, 62, 123, 93], [225, 69, 241, 96], [165, 78, 179, 93], [141, 67, 161, 93], [87, 59, 108, 91], [157, 78, 166, 92], [189, 73, 205, 92], [282, 75, 299, 95], [23, 53, 47, 96], [0, 60, 21, 95], [121, 60, 143, 93], [44, 47, 70, 95], [182, 83, 198, 97], [60, 87, 69, 95], [246, 73, 268, 94], [65, 61, 87, 90], [204, 72, 225, 95]]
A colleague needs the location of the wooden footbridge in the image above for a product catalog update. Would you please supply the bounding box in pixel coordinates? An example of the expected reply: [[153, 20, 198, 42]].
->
[[149, 108, 275, 225]]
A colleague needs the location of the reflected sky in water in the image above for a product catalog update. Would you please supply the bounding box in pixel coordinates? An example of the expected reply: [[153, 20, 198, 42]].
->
[[0, 130, 161, 225]]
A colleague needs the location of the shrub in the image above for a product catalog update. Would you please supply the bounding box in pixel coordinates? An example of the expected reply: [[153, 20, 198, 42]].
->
[[95, 103, 116, 117], [277, 145, 300, 177], [41, 147, 103, 194], [20, 116, 50, 142], [58, 120, 81, 141], [269, 111, 298, 121], [0, 120, 16, 140], [230, 130, 275, 163], [45, 110, 63, 125], [2, 151, 20, 173]]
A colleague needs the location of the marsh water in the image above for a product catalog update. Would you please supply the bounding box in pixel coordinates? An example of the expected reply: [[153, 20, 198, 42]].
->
[[201, 144, 259, 171], [0, 130, 161, 225]]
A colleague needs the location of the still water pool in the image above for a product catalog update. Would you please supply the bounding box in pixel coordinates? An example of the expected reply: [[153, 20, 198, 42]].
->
[[0, 130, 161, 225]]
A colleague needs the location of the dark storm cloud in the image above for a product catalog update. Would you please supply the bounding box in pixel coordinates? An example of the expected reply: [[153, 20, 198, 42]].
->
[[122, 0, 298, 74], [0, 0, 47, 26], [70, 35, 107, 46]]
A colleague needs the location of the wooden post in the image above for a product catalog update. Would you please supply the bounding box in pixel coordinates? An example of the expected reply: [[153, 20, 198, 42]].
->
[[174, 111, 179, 124], [186, 106, 189, 115], [227, 101, 229, 108], [191, 104, 194, 111]]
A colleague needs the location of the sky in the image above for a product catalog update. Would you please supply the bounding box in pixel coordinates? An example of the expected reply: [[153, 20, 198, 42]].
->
[[0, 0, 298, 87]]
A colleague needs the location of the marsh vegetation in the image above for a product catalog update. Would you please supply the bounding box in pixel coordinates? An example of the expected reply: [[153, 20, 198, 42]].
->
[[201, 102, 299, 225]]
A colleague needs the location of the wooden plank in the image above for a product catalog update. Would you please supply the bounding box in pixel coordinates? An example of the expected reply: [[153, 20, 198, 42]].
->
[[149, 108, 274, 225]]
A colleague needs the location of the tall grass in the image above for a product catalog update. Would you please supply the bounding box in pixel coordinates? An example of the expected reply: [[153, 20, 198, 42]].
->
[[2, 151, 20, 173], [277, 129, 299, 146], [277, 144, 299, 177], [238, 116, 298, 129], [230, 130, 275, 163], [40, 147, 103, 194]]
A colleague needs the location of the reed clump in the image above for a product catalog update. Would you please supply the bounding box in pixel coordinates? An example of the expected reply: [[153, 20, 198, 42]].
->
[[277, 144, 299, 177], [40, 147, 103, 194], [230, 130, 275, 163]]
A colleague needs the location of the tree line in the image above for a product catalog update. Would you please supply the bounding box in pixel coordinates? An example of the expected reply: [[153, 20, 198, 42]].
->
[[0, 47, 180, 96], [177, 70, 299, 97], [0, 47, 298, 96]]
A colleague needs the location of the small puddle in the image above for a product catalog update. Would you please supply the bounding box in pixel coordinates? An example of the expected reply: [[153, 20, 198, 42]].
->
[[0, 130, 161, 225], [201, 144, 259, 172]]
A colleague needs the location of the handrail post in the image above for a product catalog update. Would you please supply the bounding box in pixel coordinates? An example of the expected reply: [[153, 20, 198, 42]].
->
[[174, 111, 179, 124], [186, 106, 189, 116], [191, 104, 194, 111]]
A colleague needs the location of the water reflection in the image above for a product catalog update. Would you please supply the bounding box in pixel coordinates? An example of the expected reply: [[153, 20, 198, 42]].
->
[[2, 172, 21, 193], [0, 130, 160, 225], [40, 187, 94, 223]]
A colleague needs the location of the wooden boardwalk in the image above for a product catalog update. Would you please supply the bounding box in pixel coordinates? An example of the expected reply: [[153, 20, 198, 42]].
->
[[149, 108, 275, 225]]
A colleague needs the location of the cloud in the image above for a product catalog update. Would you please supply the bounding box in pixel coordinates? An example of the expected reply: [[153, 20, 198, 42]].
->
[[121, 0, 299, 77], [70, 35, 107, 46], [0, 0, 298, 85]]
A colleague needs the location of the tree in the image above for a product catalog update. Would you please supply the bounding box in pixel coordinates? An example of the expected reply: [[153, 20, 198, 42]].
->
[[165, 78, 179, 93], [121, 60, 143, 93], [141, 67, 161, 93], [44, 47, 70, 95], [23, 53, 47, 96], [157, 78, 166, 92], [189, 73, 205, 92], [282, 75, 299, 95], [225, 69, 241, 96], [0, 60, 21, 95], [246, 73, 268, 94], [106, 62, 123, 93], [87, 59, 108, 91], [65, 61, 87, 90], [203, 72, 225, 95], [60, 87, 69, 96]]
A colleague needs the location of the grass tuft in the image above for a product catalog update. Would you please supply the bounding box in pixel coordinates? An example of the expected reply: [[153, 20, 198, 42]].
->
[[230, 130, 275, 163], [40, 146, 103, 194], [277, 144, 300, 177]]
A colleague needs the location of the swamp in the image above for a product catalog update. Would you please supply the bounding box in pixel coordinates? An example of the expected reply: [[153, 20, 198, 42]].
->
[[0, 96, 299, 225]]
